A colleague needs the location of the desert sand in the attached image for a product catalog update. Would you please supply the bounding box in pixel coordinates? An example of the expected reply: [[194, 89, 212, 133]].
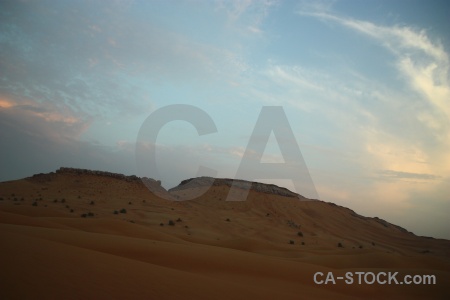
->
[[1, 168, 449, 299]]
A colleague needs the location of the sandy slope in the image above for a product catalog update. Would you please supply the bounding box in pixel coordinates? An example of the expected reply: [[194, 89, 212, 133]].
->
[[0, 170, 449, 299]]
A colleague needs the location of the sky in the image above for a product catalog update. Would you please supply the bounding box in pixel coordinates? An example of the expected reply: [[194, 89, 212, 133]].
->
[[1, 0, 449, 239]]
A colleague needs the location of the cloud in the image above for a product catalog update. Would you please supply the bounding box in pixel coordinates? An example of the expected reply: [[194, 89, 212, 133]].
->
[[377, 170, 442, 181], [0, 94, 90, 141], [0, 93, 138, 182], [216, 0, 278, 35], [0, 1, 249, 119]]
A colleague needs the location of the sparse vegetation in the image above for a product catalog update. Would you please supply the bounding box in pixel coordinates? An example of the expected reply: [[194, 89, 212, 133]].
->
[[226, 218, 231, 222], [90, 200, 95, 205], [128, 201, 132, 205], [168, 220, 175, 226], [338, 242, 343, 248], [372, 242, 376, 246], [301, 242, 305, 245], [0, 197, 3, 200], [297, 231, 303, 237], [54, 199, 58, 203], [176, 218, 182, 222], [88, 212, 94, 217], [113, 210, 119, 214], [120, 208, 127, 214], [70, 209, 74, 213], [32, 201, 38, 206], [61, 199, 66, 203], [287, 220, 300, 229], [160, 223, 164, 226], [81, 213, 87, 218], [289, 240, 295, 245]]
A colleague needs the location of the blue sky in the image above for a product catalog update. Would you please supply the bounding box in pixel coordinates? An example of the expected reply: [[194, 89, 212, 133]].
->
[[1, 0, 449, 239]]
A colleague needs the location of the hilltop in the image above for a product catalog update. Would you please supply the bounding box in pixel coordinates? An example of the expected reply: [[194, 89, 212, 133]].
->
[[0, 167, 449, 299]]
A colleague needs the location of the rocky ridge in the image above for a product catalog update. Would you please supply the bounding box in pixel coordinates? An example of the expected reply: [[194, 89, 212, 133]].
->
[[169, 176, 302, 199]]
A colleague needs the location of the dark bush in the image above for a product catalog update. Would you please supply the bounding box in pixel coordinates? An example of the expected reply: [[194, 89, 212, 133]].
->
[[88, 212, 94, 217], [372, 242, 376, 246], [61, 199, 66, 203], [338, 242, 343, 248], [301, 242, 305, 245], [32, 201, 38, 206], [168, 220, 175, 226], [160, 223, 164, 226], [81, 213, 87, 218], [289, 240, 295, 245], [128, 201, 132, 205], [226, 218, 231, 222], [90, 201, 95, 205], [70, 209, 74, 213], [176, 218, 182, 222], [113, 210, 119, 214], [297, 231, 303, 237], [120, 208, 127, 214], [54, 199, 58, 203]]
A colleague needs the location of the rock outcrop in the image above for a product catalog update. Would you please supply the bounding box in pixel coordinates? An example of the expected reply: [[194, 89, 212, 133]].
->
[[55, 167, 144, 182], [169, 176, 301, 198]]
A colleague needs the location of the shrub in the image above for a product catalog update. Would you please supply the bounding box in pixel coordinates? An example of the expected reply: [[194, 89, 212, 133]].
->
[[32, 201, 38, 206], [160, 223, 164, 226], [61, 199, 66, 203], [70, 209, 74, 213], [0, 197, 3, 200], [372, 242, 376, 246], [226, 218, 231, 222], [289, 240, 295, 245], [54, 199, 58, 203], [81, 213, 87, 218], [128, 201, 132, 205], [113, 210, 119, 214], [176, 218, 182, 222], [120, 208, 127, 214], [90, 201, 95, 205], [359, 245, 363, 249], [338, 242, 343, 248], [301, 242, 305, 245], [297, 231, 303, 237], [168, 220, 175, 226], [88, 212, 94, 217]]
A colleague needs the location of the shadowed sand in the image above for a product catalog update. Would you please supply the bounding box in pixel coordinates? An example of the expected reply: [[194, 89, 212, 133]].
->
[[0, 169, 449, 299]]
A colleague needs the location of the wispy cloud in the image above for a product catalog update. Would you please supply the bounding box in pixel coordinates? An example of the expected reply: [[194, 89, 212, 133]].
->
[[216, 0, 278, 35], [377, 170, 442, 181]]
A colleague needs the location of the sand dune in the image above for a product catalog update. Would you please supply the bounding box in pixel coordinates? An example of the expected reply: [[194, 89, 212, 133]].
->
[[1, 168, 449, 299]]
